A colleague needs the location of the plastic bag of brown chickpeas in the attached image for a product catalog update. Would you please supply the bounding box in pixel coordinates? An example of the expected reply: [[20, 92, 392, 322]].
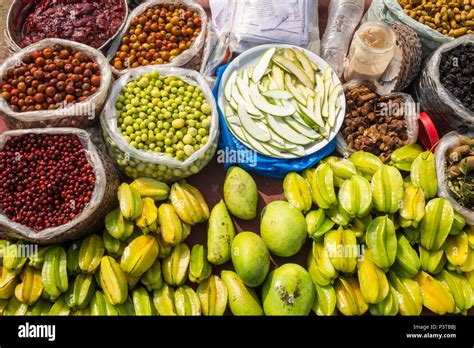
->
[[107, 0, 208, 77], [0, 38, 112, 130]]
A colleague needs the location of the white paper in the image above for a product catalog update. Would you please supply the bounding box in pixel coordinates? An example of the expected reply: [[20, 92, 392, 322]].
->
[[209, 0, 233, 34], [231, 0, 310, 46]]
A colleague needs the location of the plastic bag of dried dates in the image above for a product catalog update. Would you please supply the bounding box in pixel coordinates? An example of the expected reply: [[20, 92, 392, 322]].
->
[[435, 131, 474, 226], [0, 39, 112, 129], [415, 35, 474, 136], [336, 80, 419, 163], [107, 0, 208, 76], [0, 128, 119, 244]]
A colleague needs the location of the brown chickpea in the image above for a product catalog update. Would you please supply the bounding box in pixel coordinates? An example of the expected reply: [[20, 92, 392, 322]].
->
[[17, 82, 27, 92], [90, 76, 101, 87], [34, 93, 45, 103], [57, 73, 67, 81], [26, 87, 35, 96], [56, 81, 66, 92], [25, 96, 35, 106], [35, 57, 46, 68], [45, 86, 56, 97], [2, 91, 11, 100], [53, 94, 63, 103], [59, 50, 69, 59]]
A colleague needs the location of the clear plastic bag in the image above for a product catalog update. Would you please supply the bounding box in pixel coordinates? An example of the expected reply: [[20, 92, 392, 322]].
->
[[415, 35, 474, 136], [336, 80, 419, 160], [100, 65, 219, 182], [365, 0, 453, 57], [0, 128, 119, 244], [320, 0, 365, 78], [435, 132, 474, 226], [199, 22, 231, 86], [0, 38, 112, 129], [106, 0, 208, 76]]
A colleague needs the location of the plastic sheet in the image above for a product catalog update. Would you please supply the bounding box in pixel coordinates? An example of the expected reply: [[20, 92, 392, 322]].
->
[[100, 65, 219, 182], [0, 128, 119, 244]]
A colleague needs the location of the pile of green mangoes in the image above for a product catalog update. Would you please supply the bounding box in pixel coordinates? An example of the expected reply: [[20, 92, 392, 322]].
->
[[0, 144, 473, 316]]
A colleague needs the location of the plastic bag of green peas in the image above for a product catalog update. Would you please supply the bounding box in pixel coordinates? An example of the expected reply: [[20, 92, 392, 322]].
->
[[100, 66, 219, 182]]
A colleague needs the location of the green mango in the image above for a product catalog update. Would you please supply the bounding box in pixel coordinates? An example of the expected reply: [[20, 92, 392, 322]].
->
[[223, 166, 258, 220], [262, 264, 315, 316], [231, 232, 270, 287], [207, 200, 236, 265], [261, 201, 307, 257], [220, 271, 263, 316]]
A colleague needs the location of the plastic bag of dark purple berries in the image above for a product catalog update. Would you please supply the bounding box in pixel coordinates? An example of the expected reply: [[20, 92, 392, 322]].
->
[[415, 35, 474, 136], [0, 38, 112, 129], [0, 128, 119, 244]]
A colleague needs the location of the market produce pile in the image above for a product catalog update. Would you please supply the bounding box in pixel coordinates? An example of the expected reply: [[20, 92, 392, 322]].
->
[[445, 135, 474, 210], [115, 71, 212, 160], [223, 47, 343, 158], [400, 0, 474, 38], [0, 133, 96, 231], [439, 43, 474, 111], [1, 146, 473, 316], [0, 45, 102, 112], [341, 82, 410, 162], [21, 0, 126, 49], [111, 3, 202, 70]]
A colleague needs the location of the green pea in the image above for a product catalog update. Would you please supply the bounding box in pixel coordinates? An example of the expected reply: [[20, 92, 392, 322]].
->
[[183, 134, 193, 145], [172, 119, 185, 129]]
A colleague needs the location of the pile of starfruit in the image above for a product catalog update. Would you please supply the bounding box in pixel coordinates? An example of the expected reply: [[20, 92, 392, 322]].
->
[[286, 145, 474, 316], [0, 178, 216, 316]]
